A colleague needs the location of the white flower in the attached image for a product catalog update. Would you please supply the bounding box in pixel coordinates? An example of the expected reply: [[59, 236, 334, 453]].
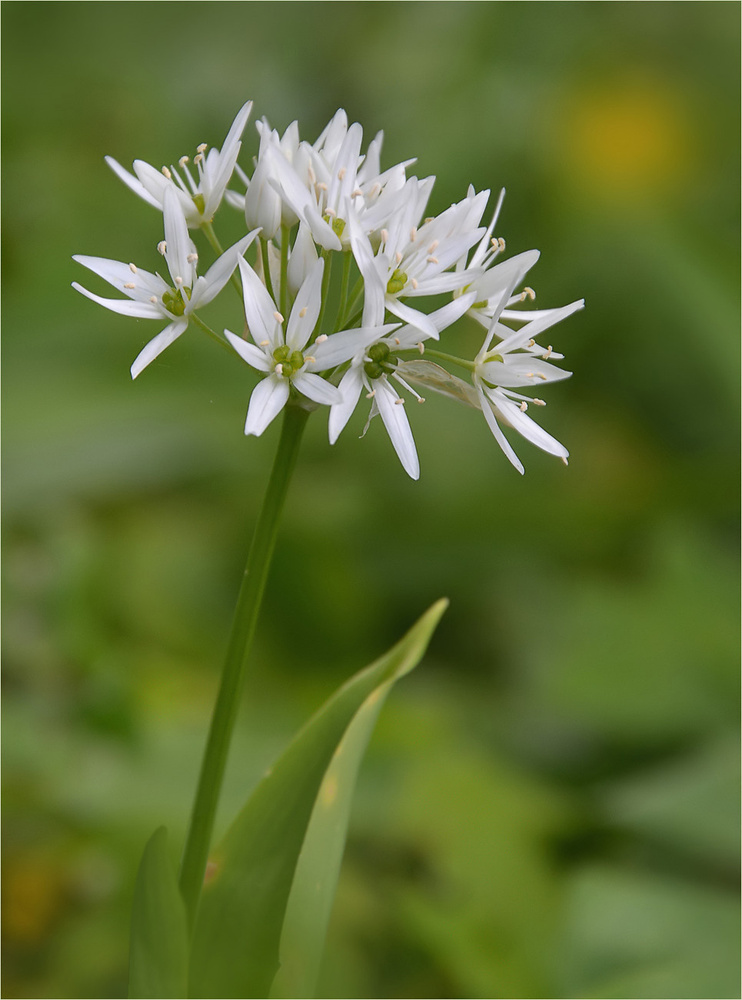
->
[[225, 256, 397, 436], [349, 184, 487, 340], [327, 294, 476, 480], [472, 266, 584, 473], [106, 101, 253, 227], [72, 187, 258, 378], [241, 119, 302, 237], [261, 109, 415, 252]]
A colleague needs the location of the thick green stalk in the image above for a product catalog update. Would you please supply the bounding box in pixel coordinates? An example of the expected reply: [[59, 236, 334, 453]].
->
[[178, 403, 310, 931]]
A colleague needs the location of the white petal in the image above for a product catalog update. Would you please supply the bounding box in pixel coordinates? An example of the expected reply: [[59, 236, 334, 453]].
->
[[286, 257, 324, 351], [163, 186, 196, 287], [490, 393, 569, 460], [309, 324, 398, 370], [374, 379, 420, 480], [195, 229, 260, 308], [348, 211, 385, 326], [72, 255, 167, 301], [72, 282, 163, 319], [293, 371, 342, 406], [224, 329, 271, 371], [480, 356, 571, 388], [105, 157, 161, 209], [385, 298, 440, 341], [203, 101, 253, 217], [238, 257, 280, 347], [476, 385, 524, 474], [287, 223, 318, 297], [133, 160, 195, 221], [244, 376, 290, 436], [328, 366, 364, 443], [130, 320, 188, 379]]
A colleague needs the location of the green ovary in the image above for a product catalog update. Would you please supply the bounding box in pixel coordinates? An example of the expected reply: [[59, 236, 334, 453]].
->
[[161, 287, 190, 316], [364, 342, 398, 380], [386, 269, 407, 295], [273, 345, 305, 378]]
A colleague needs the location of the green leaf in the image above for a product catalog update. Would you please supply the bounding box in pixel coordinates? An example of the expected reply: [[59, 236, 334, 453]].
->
[[188, 598, 448, 999], [128, 827, 189, 1000]]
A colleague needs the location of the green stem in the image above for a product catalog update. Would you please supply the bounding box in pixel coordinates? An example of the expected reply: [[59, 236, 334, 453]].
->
[[259, 238, 277, 305], [314, 250, 333, 337], [178, 403, 310, 932], [421, 348, 476, 372], [334, 251, 352, 332], [191, 313, 233, 355], [339, 275, 363, 329], [202, 222, 242, 298]]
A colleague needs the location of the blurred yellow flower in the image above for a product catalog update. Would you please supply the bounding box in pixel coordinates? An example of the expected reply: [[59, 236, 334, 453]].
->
[[560, 76, 691, 201]]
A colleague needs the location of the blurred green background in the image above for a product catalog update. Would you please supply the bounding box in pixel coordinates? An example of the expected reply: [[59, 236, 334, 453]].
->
[[2, 2, 739, 998]]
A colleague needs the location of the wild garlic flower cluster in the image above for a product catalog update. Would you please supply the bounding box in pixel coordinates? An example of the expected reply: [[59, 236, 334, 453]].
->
[[73, 100, 584, 479]]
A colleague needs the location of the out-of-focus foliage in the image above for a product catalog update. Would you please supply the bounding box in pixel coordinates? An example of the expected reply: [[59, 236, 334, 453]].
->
[[2, 2, 738, 998]]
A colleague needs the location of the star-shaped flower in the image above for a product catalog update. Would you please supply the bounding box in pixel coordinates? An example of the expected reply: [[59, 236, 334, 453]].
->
[[72, 187, 258, 377], [106, 101, 253, 227], [225, 257, 398, 436], [472, 263, 584, 472]]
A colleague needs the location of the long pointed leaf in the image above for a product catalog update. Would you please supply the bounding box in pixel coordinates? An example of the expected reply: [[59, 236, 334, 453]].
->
[[270, 668, 398, 999], [128, 827, 189, 999], [189, 599, 448, 999]]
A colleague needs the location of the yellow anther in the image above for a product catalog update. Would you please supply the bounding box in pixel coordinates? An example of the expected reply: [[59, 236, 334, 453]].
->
[[197, 143, 208, 153], [161, 166, 172, 179], [316, 334, 328, 344], [187, 253, 199, 263], [380, 228, 389, 244], [410, 227, 418, 241], [427, 255, 439, 265], [179, 155, 190, 167], [533, 398, 546, 406], [394, 337, 401, 345], [260, 339, 270, 346], [304, 355, 315, 364], [299, 306, 308, 318], [537, 373, 548, 380], [520, 401, 528, 411], [129, 262, 137, 274], [157, 241, 167, 255], [337, 167, 346, 181], [411, 277, 418, 289], [317, 182, 328, 191], [394, 397, 405, 405], [428, 240, 439, 254], [395, 251, 403, 265], [275, 363, 284, 375], [520, 286, 535, 301], [124, 282, 135, 289], [149, 295, 158, 303], [273, 311, 284, 323], [175, 276, 184, 286], [417, 342, 424, 354], [416, 396, 426, 404], [365, 390, 376, 398]]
